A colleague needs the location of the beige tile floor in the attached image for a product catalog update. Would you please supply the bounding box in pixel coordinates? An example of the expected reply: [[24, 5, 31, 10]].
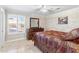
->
[[0, 39, 42, 53]]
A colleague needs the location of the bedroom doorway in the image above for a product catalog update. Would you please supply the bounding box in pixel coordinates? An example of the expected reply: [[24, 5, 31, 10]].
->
[[0, 8, 6, 47]]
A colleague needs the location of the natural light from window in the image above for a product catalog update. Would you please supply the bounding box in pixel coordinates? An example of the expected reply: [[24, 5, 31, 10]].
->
[[8, 14, 25, 34]]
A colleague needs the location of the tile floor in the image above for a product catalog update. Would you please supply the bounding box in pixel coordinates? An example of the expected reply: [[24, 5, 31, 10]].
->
[[0, 39, 42, 53]]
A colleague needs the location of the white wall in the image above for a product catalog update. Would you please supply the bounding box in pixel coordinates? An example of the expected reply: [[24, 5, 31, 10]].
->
[[6, 7, 79, 41], [5, 6, 79, 41], [7, 12, 46, 41], [45, 7, 79, 32], [26, 14, 46, 29]]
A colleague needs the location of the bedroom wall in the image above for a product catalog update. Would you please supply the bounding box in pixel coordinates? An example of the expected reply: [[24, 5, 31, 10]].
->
[[25, 14, 46, 39], [7, 12, 46, 41], [45, 7, 79, 32]]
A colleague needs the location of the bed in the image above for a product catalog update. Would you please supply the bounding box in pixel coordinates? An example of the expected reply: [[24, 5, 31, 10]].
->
[[34, 28, 79, 53]]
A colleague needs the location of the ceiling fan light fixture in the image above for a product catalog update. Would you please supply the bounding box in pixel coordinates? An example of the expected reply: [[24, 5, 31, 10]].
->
[[40, 9, 48, 13]]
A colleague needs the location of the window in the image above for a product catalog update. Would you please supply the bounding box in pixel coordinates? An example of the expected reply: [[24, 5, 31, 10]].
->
[[8, 14, 25, 34], [18, 16, 25, 32]]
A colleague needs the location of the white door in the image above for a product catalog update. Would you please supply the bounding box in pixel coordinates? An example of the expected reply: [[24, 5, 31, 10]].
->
[[0, 8, 5, 46]]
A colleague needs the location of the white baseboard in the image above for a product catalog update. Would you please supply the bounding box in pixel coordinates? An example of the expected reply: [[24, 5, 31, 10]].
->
[[0, 41, 5, 48], [6, 37, 26, 43]]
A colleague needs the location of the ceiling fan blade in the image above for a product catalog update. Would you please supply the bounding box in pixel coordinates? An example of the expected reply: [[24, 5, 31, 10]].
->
[[41, 5, 47, 9], [34, 8, 41, 11], [34, 5, 44, 12]]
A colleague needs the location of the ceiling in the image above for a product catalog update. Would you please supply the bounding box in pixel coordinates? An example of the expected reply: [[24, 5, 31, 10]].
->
[[1, 5, 79, 15]]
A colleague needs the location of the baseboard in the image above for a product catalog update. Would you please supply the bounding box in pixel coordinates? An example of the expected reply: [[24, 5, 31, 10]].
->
[[0, 42, 5, 48], [6, 37, 26, 43]]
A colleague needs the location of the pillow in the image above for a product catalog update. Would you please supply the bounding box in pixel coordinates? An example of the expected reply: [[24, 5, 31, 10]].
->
[[64, 28, 79, 40]]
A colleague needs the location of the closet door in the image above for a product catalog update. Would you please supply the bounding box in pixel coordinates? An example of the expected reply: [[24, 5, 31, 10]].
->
[[0, 8, 5, 46]]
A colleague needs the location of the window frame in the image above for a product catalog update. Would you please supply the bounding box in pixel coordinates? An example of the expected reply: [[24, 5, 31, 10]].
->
[[7, 14, 26, 35]]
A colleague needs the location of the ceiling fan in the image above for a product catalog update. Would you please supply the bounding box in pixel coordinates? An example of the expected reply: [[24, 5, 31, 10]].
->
[[35, 5, 60, 13]]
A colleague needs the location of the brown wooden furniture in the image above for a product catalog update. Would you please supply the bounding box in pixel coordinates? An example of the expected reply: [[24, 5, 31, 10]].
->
[[27, 27, 44, 40], [27, 17, 44, 40], [30, 17, 39, 28]]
